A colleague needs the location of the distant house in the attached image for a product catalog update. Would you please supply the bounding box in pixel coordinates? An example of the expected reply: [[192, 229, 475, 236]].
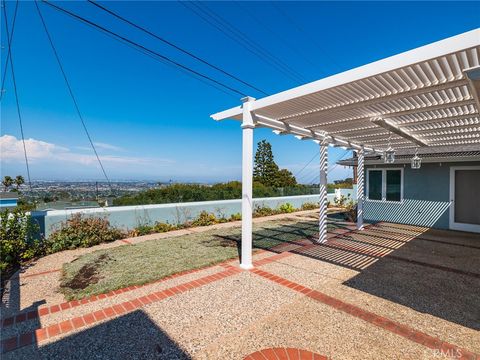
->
[[0, 192, 19, 210], [338, 145, 480, 233]]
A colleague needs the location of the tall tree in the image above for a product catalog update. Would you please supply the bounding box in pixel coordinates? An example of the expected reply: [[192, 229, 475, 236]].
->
[[253, 140, 279, 186], [2, 176, 13, 192], [14, 175, 25, 191], [275, 169, 297, 187]]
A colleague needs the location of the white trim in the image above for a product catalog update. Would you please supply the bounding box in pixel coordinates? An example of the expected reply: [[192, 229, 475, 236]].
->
[[449, 165, 480, 233], [366, 168, 404, 203], [212, 29, 480, 120]]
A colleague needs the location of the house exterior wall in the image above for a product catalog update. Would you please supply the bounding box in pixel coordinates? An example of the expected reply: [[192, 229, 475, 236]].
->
[[363, 161, 480, 229]]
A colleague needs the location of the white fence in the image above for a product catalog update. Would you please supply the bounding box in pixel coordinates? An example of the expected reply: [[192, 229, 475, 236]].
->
[[31, 194, 333, 238]]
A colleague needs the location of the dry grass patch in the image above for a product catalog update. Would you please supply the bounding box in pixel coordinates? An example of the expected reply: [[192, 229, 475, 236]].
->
[[60, 218, 344, 300]]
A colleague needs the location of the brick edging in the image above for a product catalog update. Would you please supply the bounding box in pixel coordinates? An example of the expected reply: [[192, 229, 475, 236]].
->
[[250, 268, 478, 360], [1, 257, 239, 328], [1, 265, 241, 354], [244, 348, 328, 360]]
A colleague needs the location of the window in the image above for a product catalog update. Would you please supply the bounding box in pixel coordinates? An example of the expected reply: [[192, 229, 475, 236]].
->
[[368, 170, 382, 200], [386, 170, 401, 201], [367, 168, 403, 202]]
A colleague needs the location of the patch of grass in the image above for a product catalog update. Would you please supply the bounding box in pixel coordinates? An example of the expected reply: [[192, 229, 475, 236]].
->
[[60, 219, 322, 300]]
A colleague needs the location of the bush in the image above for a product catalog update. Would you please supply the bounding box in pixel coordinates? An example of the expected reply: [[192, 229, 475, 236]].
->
[[153, 222, 177, 233], [301, 202, 318, 210], [344, 199, 357, 222], [253, 205, 277, 218], [47, 214, 125, 253], [278, 203, 296, 213], [0, 209, 42, 272], [230, 213, 242, 221], [191, 211, 218, 227], [133, 224, 154, 236]]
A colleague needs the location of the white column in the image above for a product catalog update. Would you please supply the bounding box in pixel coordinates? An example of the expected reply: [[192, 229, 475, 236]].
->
[[357, 146, 364, 230], [240, 96, 255, 269], [318, 142, 328, 243]]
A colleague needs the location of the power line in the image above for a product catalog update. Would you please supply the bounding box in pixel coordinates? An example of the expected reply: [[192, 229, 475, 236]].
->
[[293, 152, 319, 179], [35, 0, 112, 190], [2, 0, 32, 193], [234, 1, 319, 73], [272, 2, 337, 69], [304, 148, 351, 184], [41, 0, 247, 98], [0, 0, 19, 102], [87, 0, 268, 97], [180, 1, 307, 85]]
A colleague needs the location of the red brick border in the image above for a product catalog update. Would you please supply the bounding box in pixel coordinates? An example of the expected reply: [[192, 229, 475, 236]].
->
[[244, 348, 328, 360], [250, 268, 478, 360], [2, 258, 239, 329], [1, 265, 241, 354]]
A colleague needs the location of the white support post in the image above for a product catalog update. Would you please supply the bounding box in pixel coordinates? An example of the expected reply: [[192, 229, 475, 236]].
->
[[357, 146, 364, 230], [240, 96, 255, 269], [318, 142, 328, 243]]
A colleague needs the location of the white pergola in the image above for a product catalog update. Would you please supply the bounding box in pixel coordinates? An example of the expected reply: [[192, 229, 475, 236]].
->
[[211, 28, 480, 269]]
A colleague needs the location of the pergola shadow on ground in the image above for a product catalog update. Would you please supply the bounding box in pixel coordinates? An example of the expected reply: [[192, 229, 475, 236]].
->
[[219, 217, 480, 331], [26, 310, 190, 359]]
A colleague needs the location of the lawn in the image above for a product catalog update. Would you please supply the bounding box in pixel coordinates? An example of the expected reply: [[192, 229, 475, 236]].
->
[[60, 217, 345, 300]]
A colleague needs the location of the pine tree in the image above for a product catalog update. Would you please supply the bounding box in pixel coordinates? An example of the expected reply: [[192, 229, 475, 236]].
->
[[253, 140, 279, 186]]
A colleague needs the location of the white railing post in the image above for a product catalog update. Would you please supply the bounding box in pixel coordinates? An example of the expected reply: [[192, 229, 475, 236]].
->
[[357, 146, 364, 230], [240, 96, 255, 269], [318, 142, 328, 243]]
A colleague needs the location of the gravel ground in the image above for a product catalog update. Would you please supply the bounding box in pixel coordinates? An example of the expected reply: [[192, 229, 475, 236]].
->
[[262, 253, 480, 353], [201, 296, 434, 360], [0, 265, 225, 340]]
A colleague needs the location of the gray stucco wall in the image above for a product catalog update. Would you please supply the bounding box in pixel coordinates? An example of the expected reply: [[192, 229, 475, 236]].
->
[[363, 161, 480, 229]]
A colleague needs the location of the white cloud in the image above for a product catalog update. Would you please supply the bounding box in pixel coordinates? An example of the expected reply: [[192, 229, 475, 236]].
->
[[93, 142, 124, 152], [0, 135, 172, 167]]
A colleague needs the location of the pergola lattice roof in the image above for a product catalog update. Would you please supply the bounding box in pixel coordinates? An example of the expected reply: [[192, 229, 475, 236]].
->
[[212, 29, 480, 153]]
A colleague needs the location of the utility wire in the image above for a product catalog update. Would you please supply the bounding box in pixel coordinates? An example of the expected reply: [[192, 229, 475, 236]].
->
[[234, 1, 319, 73], [41, 0, 246, 97], [304, 148, 351, 184], [180, 1, 306, 85], [2, 0, 32, 193], [0, 0, 19, 102], [293, 152, 319, 179], [272, 2, 337, 69], [35, 0, 113, 190], [87, 0, 268, 97], [41, 4, 236, 99]]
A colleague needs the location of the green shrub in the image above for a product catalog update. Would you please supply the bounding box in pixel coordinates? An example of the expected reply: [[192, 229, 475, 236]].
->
[[279, 203, 296, 213], [253, 205, 277, 218], [133, 224, 154, 236], [47, 214, 125, 253], [153, 222, 177, 233], [0, 208, 42, 272], [191, 211, 218, 227], [301, 202, 318, 210], [230, 213, 242, 221]]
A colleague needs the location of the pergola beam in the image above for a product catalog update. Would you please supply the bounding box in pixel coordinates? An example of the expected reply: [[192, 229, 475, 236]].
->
[[302, 98, 476, 131], [398, 114, 479, 129], [279, 79, 468, 122], [371, 118, 428, 147]]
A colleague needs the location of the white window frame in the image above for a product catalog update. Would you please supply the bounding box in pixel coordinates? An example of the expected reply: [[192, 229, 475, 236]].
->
[[366, 168, 404, 203]]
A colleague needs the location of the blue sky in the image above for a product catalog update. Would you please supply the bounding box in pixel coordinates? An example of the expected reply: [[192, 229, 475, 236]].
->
[[1, 1, 479, 183]]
